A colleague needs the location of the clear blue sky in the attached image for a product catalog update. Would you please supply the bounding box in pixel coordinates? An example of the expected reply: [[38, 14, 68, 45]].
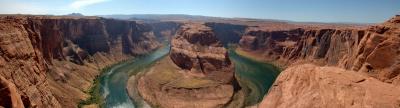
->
[[0, 0, 399, 23]]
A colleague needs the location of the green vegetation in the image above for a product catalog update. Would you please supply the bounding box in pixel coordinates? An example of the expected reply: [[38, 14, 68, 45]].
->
[[145, 57, 219, 89], [77, 75, 103, 108], [169, 78, 218, 88], [77, 59, 133, 108], [145, 57, 182, 84]]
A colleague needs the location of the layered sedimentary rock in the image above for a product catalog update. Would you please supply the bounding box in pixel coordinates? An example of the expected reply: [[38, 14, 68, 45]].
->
[[205, 22, 247, 45], [0, 76, 25, 108], [0, 15, 161, 107], [239, 27, 365, 67], [248, 15, 400, 108], [259, 64, 400, 108], [239, 15, 400, 85], [137, 23, 241, 108], [148, 21, 182, 40], [170, 23, 235, 83]]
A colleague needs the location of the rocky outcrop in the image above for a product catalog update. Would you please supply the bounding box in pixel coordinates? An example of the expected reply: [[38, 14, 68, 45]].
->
[[239, 15, 400, 85], [170, 23, 234, 83], [0, 16, 61, 107], [0, 15, 162, 107], [137, 23, 241, 108], [259, 64, 400, 108], [349, 16, 400, 85], [0, 76, 25, 108], [239, 28, 365, 67], [248, 15, 400, 108]]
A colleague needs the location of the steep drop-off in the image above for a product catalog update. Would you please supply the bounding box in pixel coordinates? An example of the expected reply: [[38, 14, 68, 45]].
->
[[137, 23, 242, 108], [205, 22, 247, 46], [0, 15, 163, 107], [240, 15, 400, 107], [239, 15, 400, 85]]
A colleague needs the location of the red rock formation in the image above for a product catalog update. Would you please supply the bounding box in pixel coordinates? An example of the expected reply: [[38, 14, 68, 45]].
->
[[170, 23, 234, 83], [239, 15, 400, 85], [0, 16, 61, 107], [0, 15, 162, 107], [244, 15, 400, 108], [259, 64, 400, 108], [137, 23, 242, 108], [239, 28, 365, 67], [0, 76, 25, 108], [349, 16, 400, 85]]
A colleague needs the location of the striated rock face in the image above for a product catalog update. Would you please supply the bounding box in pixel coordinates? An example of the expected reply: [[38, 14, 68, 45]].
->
[[205, 22, 247, 46], [148, 21, 182, 40], [239, 15, 400, 85], [239, 28, 365, 67], [0, 76, 25, 108], [249, 15, 400, 108], [259, 64, 400, 108], [137, 23, 241, 108], [0, 16, 61, 107], [350, 16, 400, 85], [0, 15, 161, 107], [170, 23, 234, 83]]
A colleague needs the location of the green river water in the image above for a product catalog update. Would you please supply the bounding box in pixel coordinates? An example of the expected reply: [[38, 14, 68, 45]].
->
[[96, 44, 280, 108]]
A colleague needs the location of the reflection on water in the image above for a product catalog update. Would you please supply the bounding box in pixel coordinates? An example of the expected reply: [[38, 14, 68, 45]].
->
[[228, 49, 280, 105], [99, 44, 170, 108]]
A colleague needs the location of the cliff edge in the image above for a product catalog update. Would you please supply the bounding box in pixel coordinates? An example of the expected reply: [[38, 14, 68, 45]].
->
[[136, 23, 242, 108]]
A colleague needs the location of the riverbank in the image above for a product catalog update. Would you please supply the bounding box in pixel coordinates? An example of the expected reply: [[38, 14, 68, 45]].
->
[[78, 58, 135, 108], [228, 48, 281, 106], [81, 42, 282, 108], [128, 49, 281, 108], [235, 48, 286, 69], [133, 56, 246, 108]]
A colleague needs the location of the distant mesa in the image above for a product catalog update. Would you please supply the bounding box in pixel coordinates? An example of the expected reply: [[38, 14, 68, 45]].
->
[[65, 13, 84, 17]]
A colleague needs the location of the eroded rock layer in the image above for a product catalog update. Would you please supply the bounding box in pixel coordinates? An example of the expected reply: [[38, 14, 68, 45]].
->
[[137, 23, 241, 108], [250, 15, 400, 108], [0, 15, 162, 107], [259, 64, 400, 108], [239, 15, 400, 85], [170, 23, 234, 83]]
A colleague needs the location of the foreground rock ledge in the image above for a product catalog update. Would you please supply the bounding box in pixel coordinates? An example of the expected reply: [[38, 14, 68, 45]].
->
[[136, 23, 242, 108], [259, 64, 400, 108]]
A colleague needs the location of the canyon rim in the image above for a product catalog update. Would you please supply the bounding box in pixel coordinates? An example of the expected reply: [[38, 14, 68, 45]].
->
[[1, 1, 400, 108]]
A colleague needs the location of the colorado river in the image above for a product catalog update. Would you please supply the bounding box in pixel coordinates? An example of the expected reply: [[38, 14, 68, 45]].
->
[[98, 44, 171, 108], [97, 45, 280, 108]]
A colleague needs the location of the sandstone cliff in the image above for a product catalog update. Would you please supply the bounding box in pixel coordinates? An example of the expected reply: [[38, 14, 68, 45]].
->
[[137, 23, 242, 108], [239, 15, 400, 85], [170, 23, 235, 83], [259, 64, 400, 108], [239, 27, 365, 67], [0, 15, 162, 107], [245, 15, 400, 108]]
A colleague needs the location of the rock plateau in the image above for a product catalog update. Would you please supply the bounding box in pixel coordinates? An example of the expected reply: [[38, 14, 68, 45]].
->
[[136, 23, 242, 108]]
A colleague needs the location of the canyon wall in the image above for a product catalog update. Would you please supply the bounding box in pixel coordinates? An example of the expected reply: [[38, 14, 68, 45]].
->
[[137, 23, 242, 108], [205, 22, 247, 46], [0, 15, 164, 107], [147, 21, 181, 41], [239, 15, 400, 85], [240, 15, 400, 107]]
